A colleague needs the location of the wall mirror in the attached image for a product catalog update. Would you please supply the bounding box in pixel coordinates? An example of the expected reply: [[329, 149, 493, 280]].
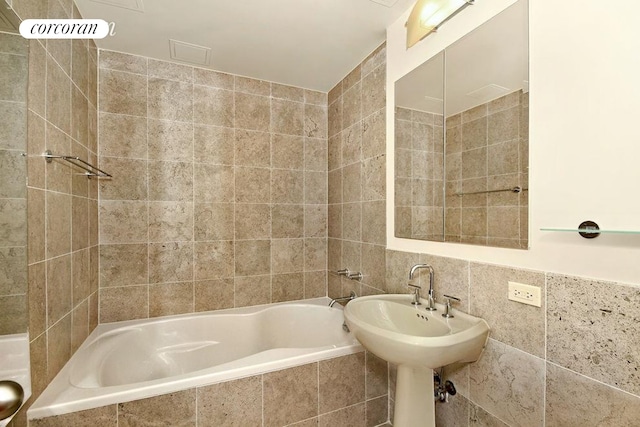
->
[[394, 0, 529, 249], [0, 13, 28, 336]]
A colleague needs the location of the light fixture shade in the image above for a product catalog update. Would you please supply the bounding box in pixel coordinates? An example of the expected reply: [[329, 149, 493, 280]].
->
[[406, 0, 473, 48]]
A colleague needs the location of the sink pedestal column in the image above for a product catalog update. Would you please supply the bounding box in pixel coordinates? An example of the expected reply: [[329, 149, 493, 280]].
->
[[394, 365, 435, 427]]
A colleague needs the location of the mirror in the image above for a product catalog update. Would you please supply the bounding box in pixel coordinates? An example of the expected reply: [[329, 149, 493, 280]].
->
[[0, 25, 29, 333], [394, 0, 529, 249]]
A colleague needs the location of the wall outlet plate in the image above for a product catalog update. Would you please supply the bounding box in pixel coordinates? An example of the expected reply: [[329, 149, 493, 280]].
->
[[508, 281, 542, 307]]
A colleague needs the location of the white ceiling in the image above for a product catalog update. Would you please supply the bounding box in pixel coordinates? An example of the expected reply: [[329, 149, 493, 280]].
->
[[396, 0, 528, 116], [75, 0, 416, 91]]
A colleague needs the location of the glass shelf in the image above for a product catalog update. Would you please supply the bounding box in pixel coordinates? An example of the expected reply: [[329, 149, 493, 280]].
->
[[540, 228, 640, 235]]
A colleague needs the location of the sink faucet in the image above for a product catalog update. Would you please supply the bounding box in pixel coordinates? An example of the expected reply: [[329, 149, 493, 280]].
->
[[408, 264, 436, 311]]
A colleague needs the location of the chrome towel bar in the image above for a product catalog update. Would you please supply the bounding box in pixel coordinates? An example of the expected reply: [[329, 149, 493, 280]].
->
[[42, 150, 112, 179], [454, 186, 525, 196]]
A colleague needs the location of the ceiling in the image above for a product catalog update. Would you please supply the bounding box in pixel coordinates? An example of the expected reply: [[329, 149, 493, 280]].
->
[[75, 0, 416, 91], [395, 0, 529, 116]]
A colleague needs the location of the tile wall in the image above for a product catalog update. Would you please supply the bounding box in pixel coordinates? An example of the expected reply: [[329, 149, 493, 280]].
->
[[394, 107, 444, 241], [0, 31, 28, 335], [9, 0, 100, 425], [96, 51, 329, 322], [444, 91, 529, 248], [386, 250, 640, 427], [327, 43, 387, 301], [30, 351, 390, 427]]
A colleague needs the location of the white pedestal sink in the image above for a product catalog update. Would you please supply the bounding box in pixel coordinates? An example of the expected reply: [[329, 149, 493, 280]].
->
[[343, 295, 489, 427]]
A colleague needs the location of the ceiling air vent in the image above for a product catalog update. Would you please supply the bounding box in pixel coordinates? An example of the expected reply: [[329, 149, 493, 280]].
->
[[90, 0, 144, 12], [466, 84, 510, 101], [369, 0, 400, 6], [169, 39, 211, 66]]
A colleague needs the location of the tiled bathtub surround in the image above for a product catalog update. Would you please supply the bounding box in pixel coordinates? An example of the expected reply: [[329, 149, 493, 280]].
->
[[97, 51, 329, 322], [385, 250, 640, 427], [327, 43, 387, 301], [0, 32, 28, 335], [29, 351, 390, 427], [8, 2, 100, 424]]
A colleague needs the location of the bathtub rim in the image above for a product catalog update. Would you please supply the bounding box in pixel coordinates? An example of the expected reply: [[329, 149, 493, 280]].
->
[[28, 297, 364, 420]]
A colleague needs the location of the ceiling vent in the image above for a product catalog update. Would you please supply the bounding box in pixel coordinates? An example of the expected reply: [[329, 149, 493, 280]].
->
[[369, 0, 400, 7], [169, 39, 211, 66], [466, 84, 510, 101], [90, 0, 144, 12]]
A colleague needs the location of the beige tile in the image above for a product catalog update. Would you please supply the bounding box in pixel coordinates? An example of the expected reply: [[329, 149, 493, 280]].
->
[[71, 299, 89, 352], [29, 331, 48, 401], [99, 50, 147, 74], [264, 363, 318, 427], [461, 207, 487, 238], [361, 244, 385, 291], [99, 200, 148, 244], [235, 203, 271, 239], [272, 239, 304, 274], [98, 157, 148, 201], [235, 129, 271, 167], [342, 122, 362, 166], [470, 263, 544, 356], [319, 352, 366, 413], [235, 76, 270, 96], [385, 249, 419, 294], [305, 171, 327, 205], [149, 282, 193, 317], [304, 238, 327, 272], [365, 351, 388, 399], [194, 241, 234, 281], [328, 99, 342, 138], [118, 390, 196, 427], [148, 161, 193, 201], [305, 89, 327, 106], [148, 202, 193, 242], [272, 169, 303, 203], [148, 77, 193, 121], [148, 59, 193, 82], [272, 272, 304, 303], [193, 124, 234, 165], [193, 85, 234, 127], [235, 240, 270, 276], [362, 201, 385, 246], [304, 104, 328, 139], [469, 339, 544, 427], [272, 83, 304, 101], [28, 261, 46, 338], [546, 362, 640, 427], [435, 393, 469, 427], [31, 404, 117, 427], [194, 68, 234, 89], [72, 248, 90, 305], [27, 110, 46, 190], [235, 92, 270, 131], [328, 168, 342, 204], [488, 106, 519, 144], [0, 246, 26, 296], [272, 134, 304, 170], [272, 204, 304, 238], [304, 271, 327, 299], [342, 82, 362, 129], [305, 137, 328, 172], [90, 245, 99, 293], [197, 376, 262, 427], [100, 285, 148, 322], [342, 241, 361, 276], [305, 205, 327, 238], [361, 64, 385, 118], [148, 119, 194, 162], [343, 163, 362, 203], [234, 275, 270, 307], [487, 206, 520, 240], [235, 166, 270, 203], [0, 199, 26, 249], [99, 69, 146, 116], [194, 163, 234, 203], [71, 85, 88, 146], [149, 242, 193, 284], [98, 112, 147, 159], [194, 279, 234, 312], [327, 238, 342, 273], [362, 43, 386, 75], [469, 403, 509, 426], [46, 123, 72, 194], [194, 203, 234, 241], [328, 81, 342, 106], [362, 109, 386, 159], [46, 254, 71, 326], [47, 312, 71, 380], [547, 274, 640, 395], [327, 204, 342, 239], [99, 243, 148, 287], [28, 40, 46, 117], [362, 154, 385, 201], [318, 404, 365, 427], [365, 396, 388, 427], [0, 294, 26, 335], [343, 65, 361, 92], [418, 254, 470, 312], [272, 98, 304, 136], [342, 202, 361, 242]]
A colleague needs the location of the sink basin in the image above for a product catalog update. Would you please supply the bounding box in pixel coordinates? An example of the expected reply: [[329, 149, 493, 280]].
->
[[344, 294, 489, 369], [343, 294, 489, 427]]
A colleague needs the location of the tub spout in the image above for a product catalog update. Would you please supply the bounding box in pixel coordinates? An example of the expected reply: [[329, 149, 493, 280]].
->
[[329, 291, 356, 307]]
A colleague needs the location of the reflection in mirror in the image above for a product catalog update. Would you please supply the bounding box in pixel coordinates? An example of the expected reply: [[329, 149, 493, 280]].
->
[[395, 0, 529, 249], [0, 31, 28, 335]]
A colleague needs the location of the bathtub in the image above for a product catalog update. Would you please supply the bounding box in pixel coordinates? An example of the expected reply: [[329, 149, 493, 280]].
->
[[29, 297, 362, 419]]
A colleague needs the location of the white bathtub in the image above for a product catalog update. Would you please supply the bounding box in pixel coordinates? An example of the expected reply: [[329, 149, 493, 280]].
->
[[29, 297, 362, 419]]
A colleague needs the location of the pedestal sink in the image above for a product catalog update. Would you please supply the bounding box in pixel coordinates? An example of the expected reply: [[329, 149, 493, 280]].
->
[[343, 294, 489, 427]]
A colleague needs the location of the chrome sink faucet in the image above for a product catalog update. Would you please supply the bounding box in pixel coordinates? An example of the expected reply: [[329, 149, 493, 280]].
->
[[408, 264, 436, 311]]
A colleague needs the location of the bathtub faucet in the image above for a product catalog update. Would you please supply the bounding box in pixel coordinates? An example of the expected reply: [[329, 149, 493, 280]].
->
[[329, 291, 357, 307]]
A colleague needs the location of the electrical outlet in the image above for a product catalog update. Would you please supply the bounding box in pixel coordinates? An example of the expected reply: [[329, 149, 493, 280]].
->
[[508, 281, 542, 307]]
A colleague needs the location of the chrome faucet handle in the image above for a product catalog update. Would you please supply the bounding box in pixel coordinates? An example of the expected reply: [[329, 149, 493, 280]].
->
[[333, 268, 350, 277], [408, 282, 421, 305], [442, 295, 461, 318], [347, 272, 363, 281]]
